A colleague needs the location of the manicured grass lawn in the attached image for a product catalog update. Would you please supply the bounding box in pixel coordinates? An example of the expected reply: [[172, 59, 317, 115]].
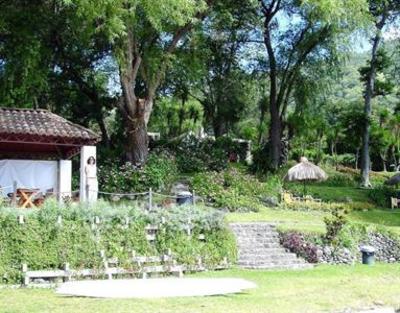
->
[[227, 207, 328, 233], [226, 207, 400, 234], [1, 264, 400, 313]]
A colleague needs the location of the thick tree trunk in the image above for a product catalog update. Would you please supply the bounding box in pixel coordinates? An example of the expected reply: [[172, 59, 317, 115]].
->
[[126, 115, 149, 166], [355, 148, 359, 170], [360, 33, 382, 187], [123, 97, 153, 166], [269, 99, 282, 170], [263, 18, 282, 171], [213, 117, 226, 138], [360, 12, 388, 187]]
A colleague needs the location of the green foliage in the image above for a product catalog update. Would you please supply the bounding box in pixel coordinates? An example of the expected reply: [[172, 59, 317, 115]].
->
[[165, 135, 247, 173], [367, 186, 398, 208], [324, 207, 349, 244], [283, 200, 375, 213], [0, 200, 236, 284], [98, 151, 178, 193], [149, 97, 203, 138], [192, 166, 282, 212]]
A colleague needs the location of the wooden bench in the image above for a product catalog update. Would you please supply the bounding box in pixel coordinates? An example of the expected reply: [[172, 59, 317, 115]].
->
[[281, 191, 322, 205], [22, 252, 184, 286]]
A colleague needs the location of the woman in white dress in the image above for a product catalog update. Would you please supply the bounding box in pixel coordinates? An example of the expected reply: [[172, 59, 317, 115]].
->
[[85, 156, 98, 202]]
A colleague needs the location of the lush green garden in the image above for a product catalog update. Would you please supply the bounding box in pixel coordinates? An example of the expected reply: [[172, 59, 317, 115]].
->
[[1, 264, 400, 313], [0, 200, 236, 284]]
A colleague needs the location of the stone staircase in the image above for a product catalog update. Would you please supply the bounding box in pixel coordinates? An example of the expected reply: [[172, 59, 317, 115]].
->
[[230, 222, 313, 270]]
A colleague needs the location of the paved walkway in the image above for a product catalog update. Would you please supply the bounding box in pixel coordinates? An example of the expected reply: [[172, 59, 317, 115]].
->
[[56, 278, 256, 299]]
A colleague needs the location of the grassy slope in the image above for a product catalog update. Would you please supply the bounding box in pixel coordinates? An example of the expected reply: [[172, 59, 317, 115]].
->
[[286, 185, 371, 203], [1, 265, 400, 313], [227, 207, 400, 234], [227, 166, 400, 233]]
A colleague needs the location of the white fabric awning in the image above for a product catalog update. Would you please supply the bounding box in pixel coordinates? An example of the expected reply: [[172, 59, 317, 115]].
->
[[0, 159, 57, 196]]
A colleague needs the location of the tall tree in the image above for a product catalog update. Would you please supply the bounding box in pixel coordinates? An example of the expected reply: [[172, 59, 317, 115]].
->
[[359, 0, 400, 187], [67, 0, 213, 166], [0, 1, 114, 148], [258, 0, 369, 171]]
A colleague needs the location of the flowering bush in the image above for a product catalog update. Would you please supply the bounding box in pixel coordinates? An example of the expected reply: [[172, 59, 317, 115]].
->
[[280, 231, 318, 263], [98, 152, 178, 194]]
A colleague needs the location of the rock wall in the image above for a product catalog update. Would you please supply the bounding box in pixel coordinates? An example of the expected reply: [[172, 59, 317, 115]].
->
[[280, 231, 400, 265]]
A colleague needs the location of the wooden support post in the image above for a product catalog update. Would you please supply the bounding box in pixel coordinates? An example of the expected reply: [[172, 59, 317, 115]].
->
[[104, 260, 112, 280], [11, 181, 17, 207], [186, 218, 192, 236], [63, 262, 71, 281], [22, 264, 29, 286]]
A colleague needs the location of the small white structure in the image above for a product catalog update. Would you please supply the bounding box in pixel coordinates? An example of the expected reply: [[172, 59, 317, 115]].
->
[[56, 278, 257, 299], [0, 108, 100, 203]]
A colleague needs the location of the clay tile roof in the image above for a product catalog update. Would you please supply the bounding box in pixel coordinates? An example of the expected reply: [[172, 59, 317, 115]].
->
[[0, 107, 100, 145]]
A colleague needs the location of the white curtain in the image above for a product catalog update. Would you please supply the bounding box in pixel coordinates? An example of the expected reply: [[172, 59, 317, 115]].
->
[[0, 160, 58, 196]]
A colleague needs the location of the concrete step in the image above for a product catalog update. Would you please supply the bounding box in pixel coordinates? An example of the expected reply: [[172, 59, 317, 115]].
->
[[236, 241, 282, 249], [230, 222, 312, 271], [238, 253, 298, 261], [238, 258, 307, 266], [234, 233, 280, 238], [239, 252, 298, 262], [231, 227, 278, 232], [240, 263, 313, 270], [238, 247, 287, 254], [235, 235, 280, 240], [236, 239, 280, 245]]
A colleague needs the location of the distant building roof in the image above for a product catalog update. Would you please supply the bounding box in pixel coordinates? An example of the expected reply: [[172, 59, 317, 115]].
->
[[0, 108, 100, 159]]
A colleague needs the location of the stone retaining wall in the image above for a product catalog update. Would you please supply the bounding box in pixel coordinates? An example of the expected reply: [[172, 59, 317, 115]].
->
[[280, 231, 400, 265]]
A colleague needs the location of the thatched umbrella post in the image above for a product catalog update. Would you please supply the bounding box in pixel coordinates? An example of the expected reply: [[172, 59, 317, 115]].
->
[[284, 157, 328, 196]]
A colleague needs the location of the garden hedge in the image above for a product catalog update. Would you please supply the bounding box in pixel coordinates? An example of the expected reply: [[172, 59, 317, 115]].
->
[[0, 200, 237, 284]]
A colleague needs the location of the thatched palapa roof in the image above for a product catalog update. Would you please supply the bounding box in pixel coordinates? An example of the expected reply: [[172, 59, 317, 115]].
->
[[284, 157, 328, 182]]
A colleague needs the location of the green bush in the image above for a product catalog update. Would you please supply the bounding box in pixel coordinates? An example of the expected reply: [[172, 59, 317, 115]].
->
[[368, 186, 398, 208], [192, 167, 282, 212], [163, 135, 248, 173], [98, 151, 178, 194], [324, 207, 349, 244], [176, 136, 228, 173], [0, 200, 236, 284]]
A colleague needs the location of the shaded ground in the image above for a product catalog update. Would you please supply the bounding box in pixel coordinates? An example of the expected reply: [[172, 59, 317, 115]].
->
[[1, 264, 400, 313]]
